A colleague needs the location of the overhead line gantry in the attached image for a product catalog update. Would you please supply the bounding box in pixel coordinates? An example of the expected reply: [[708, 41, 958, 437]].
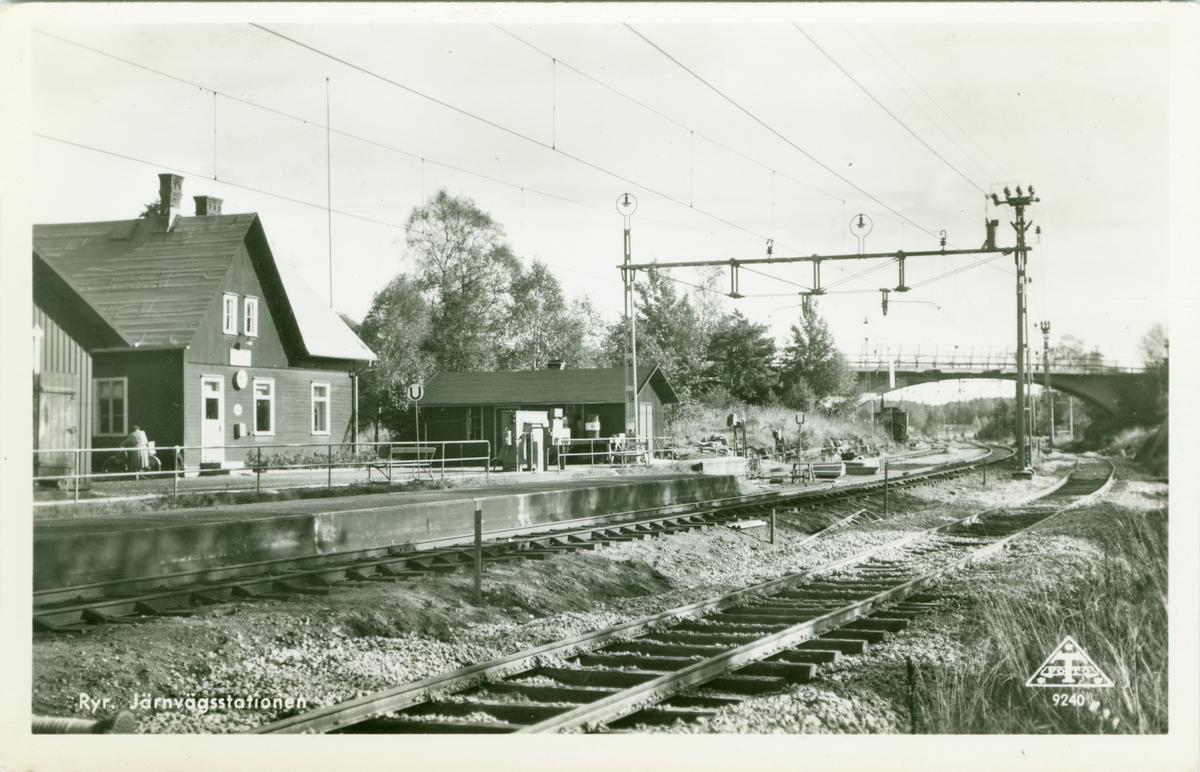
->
[[618, 187, 1040, 477]]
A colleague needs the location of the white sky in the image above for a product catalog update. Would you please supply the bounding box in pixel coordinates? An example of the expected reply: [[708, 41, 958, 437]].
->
[[25, 14, 1172, 382]]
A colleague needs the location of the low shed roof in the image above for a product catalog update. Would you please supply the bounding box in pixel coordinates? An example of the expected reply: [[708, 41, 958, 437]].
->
[[423, 366, 678, 406]]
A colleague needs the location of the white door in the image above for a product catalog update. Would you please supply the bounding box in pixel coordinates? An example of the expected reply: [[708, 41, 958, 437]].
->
[[200, 376, 225, 464], [639, 401, 655, 450]]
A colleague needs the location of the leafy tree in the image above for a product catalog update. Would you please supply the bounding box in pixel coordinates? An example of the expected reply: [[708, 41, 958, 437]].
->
[[777, 297, 855, 410], [690, 266, 729, 353], [976, 399, 1014, 441], [704, 311, 777, 404], [406, 190, 520, 371], [354, 274, 436, 436], [500, 260, 568, 370], [1052, 334, 1104, 369], [635, 268, 708, 400], [498, 260, 607, 370], [138, 201, 161, 218], [1139, 322, 1168, 368], [1139, 322, 1169, 423], [562, 295, 611, 369]]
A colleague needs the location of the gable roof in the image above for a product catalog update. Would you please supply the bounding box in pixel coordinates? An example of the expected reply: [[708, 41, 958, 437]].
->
[[275, 262, 376, 361], [33, 214, 374, 361], [34, 215, 257, 350], [423, 366, 678, 406]]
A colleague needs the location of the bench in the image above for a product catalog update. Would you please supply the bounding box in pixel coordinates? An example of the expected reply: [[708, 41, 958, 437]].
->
[[367, 445, 438, 482]]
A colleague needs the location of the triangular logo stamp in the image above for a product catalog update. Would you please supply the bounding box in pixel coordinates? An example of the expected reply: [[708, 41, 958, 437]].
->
[[1026, 636, 1114, 688]]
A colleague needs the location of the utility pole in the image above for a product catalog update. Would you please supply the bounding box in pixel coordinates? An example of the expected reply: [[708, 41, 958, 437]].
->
[[991, 186, 1038, 478], [1040, 321, 1053, 449], [618, 194, 640, 441]]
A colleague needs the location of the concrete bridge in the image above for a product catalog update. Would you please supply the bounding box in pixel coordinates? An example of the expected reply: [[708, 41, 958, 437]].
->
[[851, 349, 1150, 417]]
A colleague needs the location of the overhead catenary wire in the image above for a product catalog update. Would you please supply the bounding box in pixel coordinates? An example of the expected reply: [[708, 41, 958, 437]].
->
[[493, 24, 917, 233], [34, 133, 436, 237], [845, 27, 997, 189], [740, 263, 810, 291], [862, 27, 1016, 183], [827, 26, 995, 192], [624, 24, 946, 242], [39, 128, 628, 314], [249, 23, 804, 253], [41, 27, 1023, 314], [34, 28, 768, 246]]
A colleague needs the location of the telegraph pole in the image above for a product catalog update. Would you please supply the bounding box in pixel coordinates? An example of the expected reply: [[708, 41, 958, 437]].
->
[[1040, 321, 1053, 449], [992, 186, 1038, 478], [617, 194, 640, 440]]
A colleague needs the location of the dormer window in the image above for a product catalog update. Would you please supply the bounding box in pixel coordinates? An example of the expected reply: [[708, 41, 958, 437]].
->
[[244, 296, 259, 337], [222, 293, 238, 335]]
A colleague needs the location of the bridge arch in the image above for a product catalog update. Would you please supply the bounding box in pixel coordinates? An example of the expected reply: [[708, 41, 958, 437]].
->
[[855, 369, 1151, 417]]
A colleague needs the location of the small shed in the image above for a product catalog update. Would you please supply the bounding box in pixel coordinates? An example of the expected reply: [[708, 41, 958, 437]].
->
[[415, 366, 678, 454]]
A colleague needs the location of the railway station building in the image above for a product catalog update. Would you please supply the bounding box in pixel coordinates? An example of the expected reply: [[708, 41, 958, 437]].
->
[[32, 173, 376, 475], [416, 365, 679, 456]]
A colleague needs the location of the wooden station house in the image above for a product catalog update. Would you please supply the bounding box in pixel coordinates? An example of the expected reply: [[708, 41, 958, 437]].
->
[[33, 173, 376, 476]]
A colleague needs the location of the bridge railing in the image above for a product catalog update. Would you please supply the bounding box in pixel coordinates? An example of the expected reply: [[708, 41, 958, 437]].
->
[[851, 346, 1145, 374]]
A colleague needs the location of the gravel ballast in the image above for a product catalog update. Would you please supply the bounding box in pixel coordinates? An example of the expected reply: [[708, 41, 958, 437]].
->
[[32, 453, 1119, 734]]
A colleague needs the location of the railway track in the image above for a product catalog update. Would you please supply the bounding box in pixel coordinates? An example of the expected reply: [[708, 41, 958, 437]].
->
[[250, 457, 1112, 735], [33, 443, 1009, 632]]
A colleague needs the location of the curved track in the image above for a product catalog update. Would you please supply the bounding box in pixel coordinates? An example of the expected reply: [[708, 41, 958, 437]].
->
[[251, 456, 1111, 735], [34, 443, 1009, 631]]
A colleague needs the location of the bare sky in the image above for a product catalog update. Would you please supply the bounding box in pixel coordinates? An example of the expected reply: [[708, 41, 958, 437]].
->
[[27, 13, 1171, 371]]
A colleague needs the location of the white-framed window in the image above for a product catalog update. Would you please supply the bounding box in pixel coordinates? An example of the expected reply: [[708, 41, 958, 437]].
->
[[244, 296, 259, 338], [311, 382, 330, 435], [94, 377, 128, 436], [222, 293, 238, 335], [253, 378, 275, 435]]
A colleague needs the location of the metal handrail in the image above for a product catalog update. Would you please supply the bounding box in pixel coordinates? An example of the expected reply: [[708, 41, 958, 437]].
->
[[33, 439, 493, 505], [851, 351, 1145, 374]]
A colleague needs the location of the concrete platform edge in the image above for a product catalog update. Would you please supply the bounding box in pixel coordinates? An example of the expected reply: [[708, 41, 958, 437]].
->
[[34, 476, 743, 590]]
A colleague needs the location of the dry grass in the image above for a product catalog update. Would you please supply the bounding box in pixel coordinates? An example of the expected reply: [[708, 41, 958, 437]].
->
[[913, 504, 1168, 733]]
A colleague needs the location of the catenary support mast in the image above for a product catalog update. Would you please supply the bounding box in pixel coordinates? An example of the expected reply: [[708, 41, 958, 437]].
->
[[618, 194, 640, 440], [618, 189, 1039, 476]]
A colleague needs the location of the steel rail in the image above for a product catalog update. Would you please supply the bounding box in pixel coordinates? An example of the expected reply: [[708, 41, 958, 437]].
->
[[251, 451, 1082, 736], [519, 461, 1112, 733], [35, 443, 1005, 615]]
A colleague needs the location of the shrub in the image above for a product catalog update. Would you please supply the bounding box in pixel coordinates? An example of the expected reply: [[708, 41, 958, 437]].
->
[[246, 446, 382, 471]]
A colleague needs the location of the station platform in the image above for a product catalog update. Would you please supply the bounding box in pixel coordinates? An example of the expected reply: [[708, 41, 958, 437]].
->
[[34, 474, 749, 592]]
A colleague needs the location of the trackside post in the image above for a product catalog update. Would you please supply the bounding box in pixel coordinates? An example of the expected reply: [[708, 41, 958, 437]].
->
[[474, 501, 483, 606]]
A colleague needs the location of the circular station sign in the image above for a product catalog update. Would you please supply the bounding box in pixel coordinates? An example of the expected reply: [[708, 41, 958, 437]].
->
[[407, 383, 425, 402]]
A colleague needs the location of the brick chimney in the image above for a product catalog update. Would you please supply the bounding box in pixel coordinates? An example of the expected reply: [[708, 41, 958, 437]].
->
[[157, 173, 183, 221], [194, 196, 223, 216]]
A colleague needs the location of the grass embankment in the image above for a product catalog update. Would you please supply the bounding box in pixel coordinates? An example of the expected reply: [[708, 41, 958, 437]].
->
[[669, 404, 890, 453], [913, 503, 1168, 733]]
